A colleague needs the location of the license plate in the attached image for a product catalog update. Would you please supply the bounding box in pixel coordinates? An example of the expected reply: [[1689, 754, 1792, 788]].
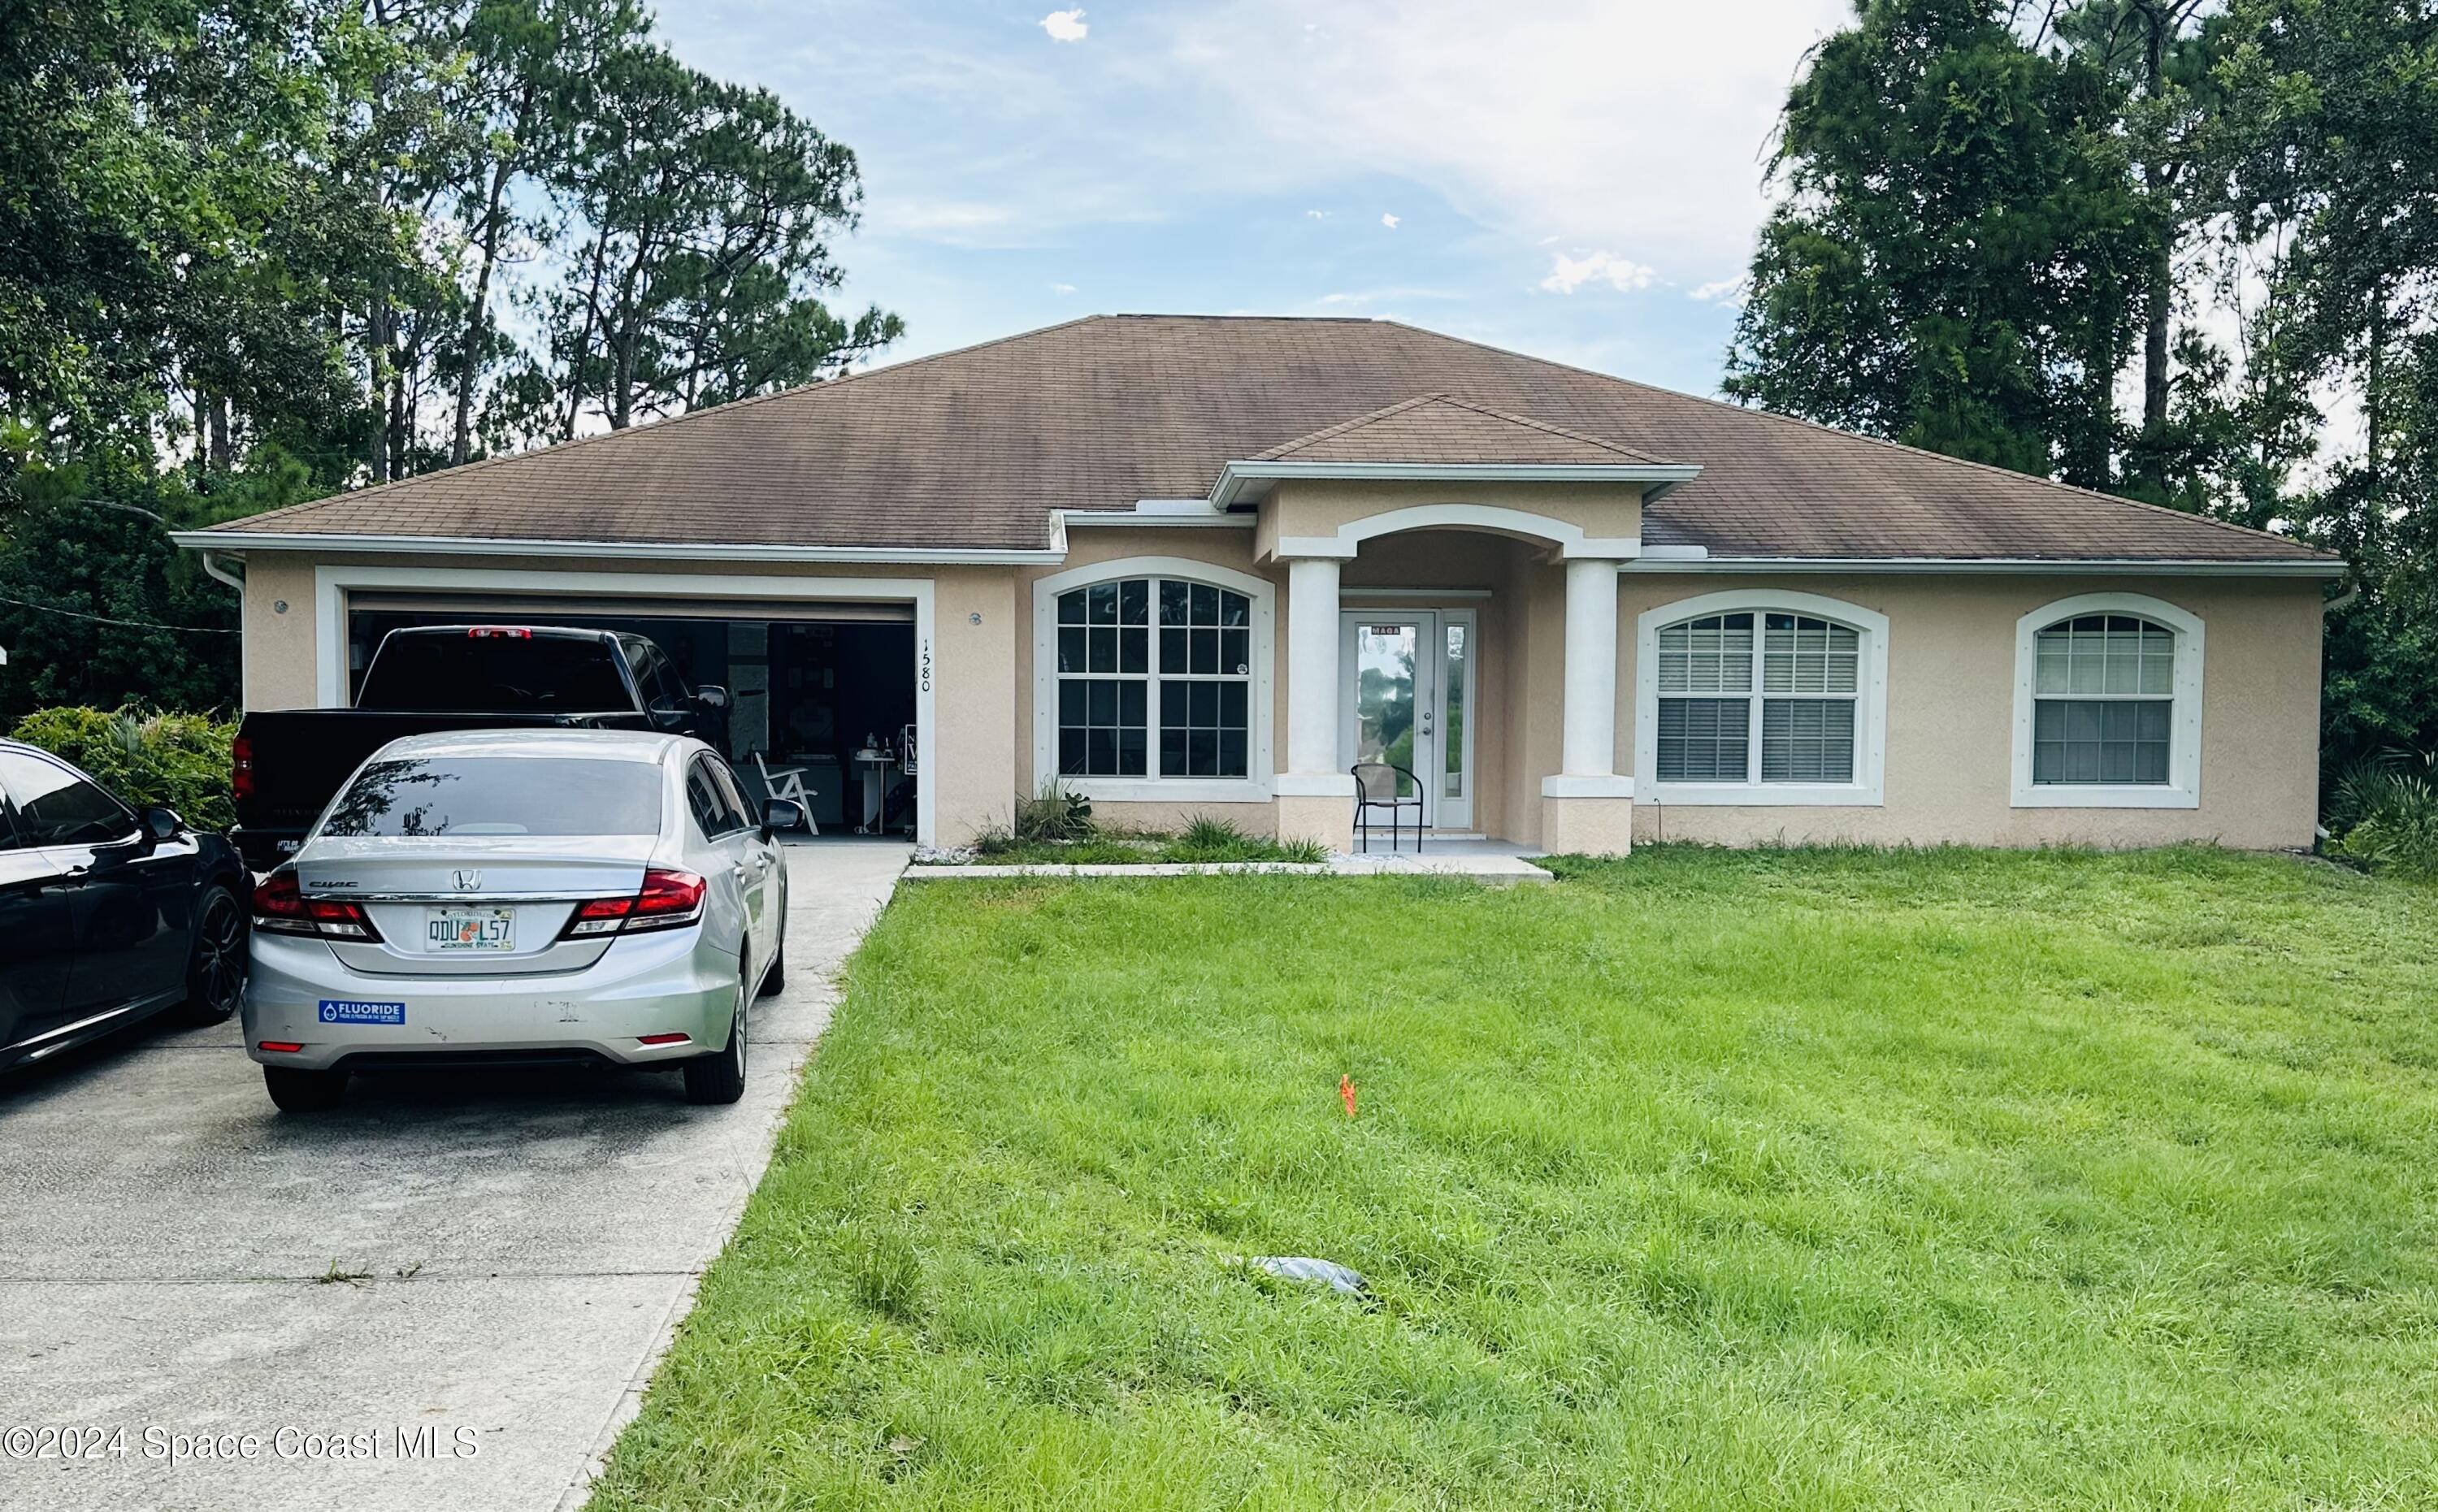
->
[[319, 999, 405, 1025], [427, 908, 515, 952]]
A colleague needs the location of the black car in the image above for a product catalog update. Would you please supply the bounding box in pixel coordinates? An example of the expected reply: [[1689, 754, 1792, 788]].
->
[[0, 739, 250, 1072]]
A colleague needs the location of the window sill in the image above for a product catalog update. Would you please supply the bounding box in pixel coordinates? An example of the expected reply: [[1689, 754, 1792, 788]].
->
[[2011, 784, 2198, 810], [1642, 782, 1884, 808], [1061, 778, 1273, 804]]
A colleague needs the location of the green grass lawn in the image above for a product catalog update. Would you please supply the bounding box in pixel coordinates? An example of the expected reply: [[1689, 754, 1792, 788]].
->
[[589, 847, 2438, 1510]]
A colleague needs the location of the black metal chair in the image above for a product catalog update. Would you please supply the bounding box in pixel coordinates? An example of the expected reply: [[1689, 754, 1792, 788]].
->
[[1350, 761, 1425, 853]]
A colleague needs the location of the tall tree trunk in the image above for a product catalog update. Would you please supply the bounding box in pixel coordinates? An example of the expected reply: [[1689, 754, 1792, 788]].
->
[[451, 81, 535, 466], [206, 392, 232, 472], [368, 288, 392, 483], [2135, 3, 2174, 490], [562, 234, 613, 442], [2141, 224, 2171, 435]]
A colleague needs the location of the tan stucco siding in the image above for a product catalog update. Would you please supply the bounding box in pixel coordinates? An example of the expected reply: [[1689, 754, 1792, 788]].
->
[[238, 553, 321, 710], [1258, 479, 1642, 560], [930, 567, 1017, 847], [1619, 573, 2323, 849], [221, 538, 2326, 856]]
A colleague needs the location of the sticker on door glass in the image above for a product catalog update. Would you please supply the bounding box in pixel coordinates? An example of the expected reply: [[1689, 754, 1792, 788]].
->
[[318, 999, 406, 1025]]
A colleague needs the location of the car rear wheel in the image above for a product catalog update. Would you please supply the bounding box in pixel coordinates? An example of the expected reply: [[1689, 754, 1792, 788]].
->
[[683, 963, 750, 1106], [173, 884, 246, 1026], [264, 1065, 349, 1113]]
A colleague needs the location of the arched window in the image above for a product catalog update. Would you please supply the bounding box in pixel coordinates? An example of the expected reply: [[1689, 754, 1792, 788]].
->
[[1032, 557, 1275, 797], [1635, 590, 1889, 805], [2012, 594, 2202, 807]]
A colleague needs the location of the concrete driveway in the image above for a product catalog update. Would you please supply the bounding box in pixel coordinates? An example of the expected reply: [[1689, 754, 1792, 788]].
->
[[0, 841, 906, 1512]]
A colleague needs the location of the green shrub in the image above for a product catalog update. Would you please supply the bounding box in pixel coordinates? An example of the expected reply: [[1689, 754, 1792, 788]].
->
[[2328, 750, 2438, 882], [9, 705, 237, 831], [1010, 778, 1093, 844]]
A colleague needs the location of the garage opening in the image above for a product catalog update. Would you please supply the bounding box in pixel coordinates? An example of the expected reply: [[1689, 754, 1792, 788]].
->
[[345, 596, 918, 835]]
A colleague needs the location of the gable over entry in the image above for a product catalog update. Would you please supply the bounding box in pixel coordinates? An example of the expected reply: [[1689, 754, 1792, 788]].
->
[[1209, 395, 1695, 854]]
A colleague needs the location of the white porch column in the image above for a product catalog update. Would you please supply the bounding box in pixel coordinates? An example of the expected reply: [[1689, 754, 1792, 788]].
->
[[1561, 556, 1620, 777], [1542, 556, 1633, 856], [1276, 554, 1355, 851], [1285, 555, 1343, 776]]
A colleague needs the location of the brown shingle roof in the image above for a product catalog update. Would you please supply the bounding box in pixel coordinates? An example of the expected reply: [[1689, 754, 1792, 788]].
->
[[1253, 392, 1677, 466], [205, 314, 2332, 564]]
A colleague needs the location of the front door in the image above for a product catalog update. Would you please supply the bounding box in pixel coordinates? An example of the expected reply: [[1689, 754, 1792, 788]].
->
[[1340, 610, 1475, 831]]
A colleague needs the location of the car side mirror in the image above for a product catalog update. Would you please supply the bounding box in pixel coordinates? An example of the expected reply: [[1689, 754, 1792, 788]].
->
[[141, 806, 181, 843], [695, 685, 730, 711], [761, 798, 805, 841]]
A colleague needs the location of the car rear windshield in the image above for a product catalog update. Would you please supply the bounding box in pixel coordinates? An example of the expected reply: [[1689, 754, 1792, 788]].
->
[[355, 633, 631, 711], [319, 757, 662, 837]]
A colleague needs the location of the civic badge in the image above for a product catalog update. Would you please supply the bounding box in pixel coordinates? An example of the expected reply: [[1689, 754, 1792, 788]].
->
[[452, 869, 482, 891]]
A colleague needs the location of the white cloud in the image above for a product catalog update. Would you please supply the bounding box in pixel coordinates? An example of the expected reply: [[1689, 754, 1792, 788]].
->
[[1050, 282, 1077, 294], [1689, 277, 1744, 303], [1039, 8, 1088, 42], [1540, 250, 1657, 295], [1306, 208, 1328, 219], [1171, 1, 1846, 275], [1380, 211, 1400, 229]]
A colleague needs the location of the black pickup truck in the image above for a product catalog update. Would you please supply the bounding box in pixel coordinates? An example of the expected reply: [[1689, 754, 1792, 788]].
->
[[228, 625, 727, 869]]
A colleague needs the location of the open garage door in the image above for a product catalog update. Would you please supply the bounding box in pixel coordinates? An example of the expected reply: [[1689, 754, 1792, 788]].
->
[[345, 595, 918, 837]]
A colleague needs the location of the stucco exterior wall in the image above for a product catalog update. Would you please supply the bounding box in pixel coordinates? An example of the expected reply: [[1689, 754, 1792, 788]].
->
[[1619, 573, 2324, 850], [1258, 478, 1642, 560], [222, 537, 2327, 856], [929, 567, 1017, 848], [236, 553, 322, 711]]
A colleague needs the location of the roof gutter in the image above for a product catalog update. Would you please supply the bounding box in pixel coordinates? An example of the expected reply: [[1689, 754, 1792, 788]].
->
[[1616, 553, 2345, 578], [167, 531, 1067, 565], [1209, 459, 1703, 510]]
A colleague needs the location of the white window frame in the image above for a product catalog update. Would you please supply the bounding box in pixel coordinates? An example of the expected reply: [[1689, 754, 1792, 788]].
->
[[1634, 588, 1889, 807], [1030, 556, 1275, 803], [2011, 591, 2203, 808]]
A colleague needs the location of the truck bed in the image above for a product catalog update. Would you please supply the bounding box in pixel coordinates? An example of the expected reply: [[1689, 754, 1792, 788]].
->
[[231, 708, 654, 869]]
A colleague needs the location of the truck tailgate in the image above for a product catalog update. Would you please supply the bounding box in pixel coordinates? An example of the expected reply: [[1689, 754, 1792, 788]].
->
[[232, 709, 651, 866]]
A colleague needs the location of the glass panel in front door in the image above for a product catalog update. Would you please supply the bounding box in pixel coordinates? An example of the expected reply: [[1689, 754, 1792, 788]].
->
[[1434, 624, 1473, 834], [1353, 622, 1421, 800]]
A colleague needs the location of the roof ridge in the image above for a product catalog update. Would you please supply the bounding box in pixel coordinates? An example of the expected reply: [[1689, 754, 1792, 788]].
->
[[208, 314, 1117, 534], [1369, 320, 2337, 560]]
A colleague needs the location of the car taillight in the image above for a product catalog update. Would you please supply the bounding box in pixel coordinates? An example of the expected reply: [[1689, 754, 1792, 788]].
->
[[557, 869, 705, 941], [252, 872, 382, 942], [561, 895, 634, 938], [231, 732, 254, 802], [467, 626, 531, 639]]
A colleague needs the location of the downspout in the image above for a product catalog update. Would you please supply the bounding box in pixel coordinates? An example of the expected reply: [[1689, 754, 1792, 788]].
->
[[200, 549, 246, 595]]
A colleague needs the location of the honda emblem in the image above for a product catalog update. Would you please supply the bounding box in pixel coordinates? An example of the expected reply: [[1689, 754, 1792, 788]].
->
[[452, 869, 482, 892]]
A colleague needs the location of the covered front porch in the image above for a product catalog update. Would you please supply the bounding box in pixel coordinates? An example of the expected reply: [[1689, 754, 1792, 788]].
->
[[1265, 506, 1641, 857]]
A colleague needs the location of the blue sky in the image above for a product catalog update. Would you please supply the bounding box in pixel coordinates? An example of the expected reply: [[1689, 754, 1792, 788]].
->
[[653, 1, 1853, 398]]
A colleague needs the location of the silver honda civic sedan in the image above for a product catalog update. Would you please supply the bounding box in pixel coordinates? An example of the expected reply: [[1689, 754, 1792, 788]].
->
[[242, 730, 796, 1113]]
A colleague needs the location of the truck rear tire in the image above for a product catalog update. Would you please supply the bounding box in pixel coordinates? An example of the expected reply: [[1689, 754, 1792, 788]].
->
[[264, 1065, 349, 1113]]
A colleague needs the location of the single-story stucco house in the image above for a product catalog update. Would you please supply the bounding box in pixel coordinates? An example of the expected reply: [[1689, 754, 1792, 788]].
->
[[171, 314, 2342, 856]]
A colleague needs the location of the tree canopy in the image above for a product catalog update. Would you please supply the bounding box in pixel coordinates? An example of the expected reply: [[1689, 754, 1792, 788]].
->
[[0, 0, 899, 723], [1729, 0, 2438, 776]]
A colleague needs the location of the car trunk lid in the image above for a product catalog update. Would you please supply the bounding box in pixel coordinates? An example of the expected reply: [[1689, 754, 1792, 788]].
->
[[297, 835, 653, 977]]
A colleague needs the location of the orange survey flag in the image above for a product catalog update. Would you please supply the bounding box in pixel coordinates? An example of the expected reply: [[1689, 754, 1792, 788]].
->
[[1339, 1074, 1356, 1119]]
